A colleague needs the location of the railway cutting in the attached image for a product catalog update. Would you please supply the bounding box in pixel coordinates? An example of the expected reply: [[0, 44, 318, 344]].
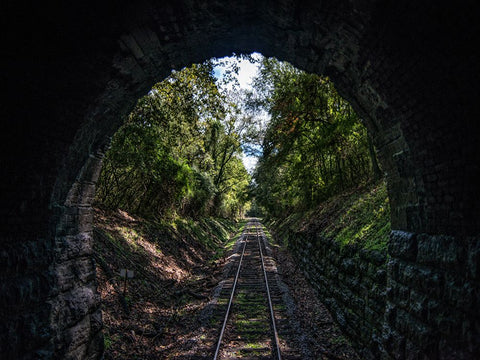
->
[[211, 219, 304, 360]]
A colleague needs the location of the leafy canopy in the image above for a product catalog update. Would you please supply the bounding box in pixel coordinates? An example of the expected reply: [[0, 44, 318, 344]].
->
[[96, 61, 251, 219], [247, 58, 380, 218]]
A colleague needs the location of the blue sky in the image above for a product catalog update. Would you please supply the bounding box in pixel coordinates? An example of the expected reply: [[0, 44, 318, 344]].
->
[[213, 53, 262, 90]]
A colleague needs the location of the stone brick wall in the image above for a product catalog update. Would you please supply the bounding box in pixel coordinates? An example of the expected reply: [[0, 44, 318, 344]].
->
[[0, 235, 54, 358], [283, 231, 387, 358], [275, 228, 480, 359], [385, 231, 480, 358], [49, 152, 105, 359]]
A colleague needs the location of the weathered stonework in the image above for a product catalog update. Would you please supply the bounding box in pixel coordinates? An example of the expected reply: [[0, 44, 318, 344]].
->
[[385, 231, 480, 359], [48, 152, 105, 359], [281, 230, 388, 358], [277, 228, 480, 359], [1, 0, 479, 358]]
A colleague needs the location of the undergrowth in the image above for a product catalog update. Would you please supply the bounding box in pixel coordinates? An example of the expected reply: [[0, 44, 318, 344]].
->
[[270, 180, 390, 252], [94, 207, 245, 359], [324, 180, 390, 251]]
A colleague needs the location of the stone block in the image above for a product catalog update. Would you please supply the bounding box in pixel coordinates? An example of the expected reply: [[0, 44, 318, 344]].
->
[[384, 303, 397, 326], [416, 265, 443, 298], [61, 206, 94, 235], [405, 205, 424, 233], [374, 268, 387, 285], [467, 236, 480, 280], [370, 250, 387, 266], [64, 181, 97, 207], [52, 285, 98, 330], [397, 262, 418, 286], [55, 232, 93, 262], [443, 272, 476, 311], [388, 230, 417, 261], [54, 257, 96, 292], [358, 260, 368, 275], [408, 289, 427, 319], [417, 234, 462, 270], [64, 315, 90, 357], [387, 280, 410, 309], [393, 149, 414, 177], [353, 295, 366, 312], [89, 308, 103, 334], [345, 275, 360, 292], [341, 257, 357, 274], [386, 258, 400, 280]]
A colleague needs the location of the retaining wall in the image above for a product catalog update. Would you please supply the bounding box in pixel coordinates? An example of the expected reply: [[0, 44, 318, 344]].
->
[[285, 231, 387, 358], [277, 229, 480, 359]]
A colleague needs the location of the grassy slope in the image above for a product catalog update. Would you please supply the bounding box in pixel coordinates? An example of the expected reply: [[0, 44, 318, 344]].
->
[[93, 208, 243, 359], [93, 181, 389, 357], [272, 180, 391, 252]]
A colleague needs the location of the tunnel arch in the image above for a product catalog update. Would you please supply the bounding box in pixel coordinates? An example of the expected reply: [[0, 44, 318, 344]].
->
[[2, 1, 479, 358]]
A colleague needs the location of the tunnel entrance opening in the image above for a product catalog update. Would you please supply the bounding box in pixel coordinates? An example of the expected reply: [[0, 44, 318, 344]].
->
[[92, 54, 390, 358], [2, 1, 479, 359]]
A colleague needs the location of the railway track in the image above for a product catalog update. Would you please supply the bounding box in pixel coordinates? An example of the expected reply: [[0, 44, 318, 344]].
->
[[212, 219, 302, 360]]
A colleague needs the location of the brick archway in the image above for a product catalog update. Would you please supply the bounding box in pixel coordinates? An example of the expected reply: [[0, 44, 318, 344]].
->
[[2, 1, 479, 358]]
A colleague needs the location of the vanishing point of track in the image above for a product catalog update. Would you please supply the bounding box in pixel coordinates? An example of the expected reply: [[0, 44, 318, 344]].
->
[[213, 219, 286, 360]]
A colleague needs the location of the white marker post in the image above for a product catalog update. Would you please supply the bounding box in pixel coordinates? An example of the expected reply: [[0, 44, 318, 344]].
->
[[120, 268, 135, 296]]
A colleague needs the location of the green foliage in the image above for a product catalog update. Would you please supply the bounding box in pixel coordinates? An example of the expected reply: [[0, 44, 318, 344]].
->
[[104, 332, 115, 351], [269, 181, 390, 252], [95, 61, 251, 220], [324, 181, 391, 251], [248, 58, 379, 218]]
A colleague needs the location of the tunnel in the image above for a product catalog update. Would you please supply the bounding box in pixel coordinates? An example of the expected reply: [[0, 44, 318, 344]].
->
[[1, 0, 479, 358]]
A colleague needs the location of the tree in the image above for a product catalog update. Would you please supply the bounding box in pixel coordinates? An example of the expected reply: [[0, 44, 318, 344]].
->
[[96, 61, 250, 219], [248, 58, 380, 217]]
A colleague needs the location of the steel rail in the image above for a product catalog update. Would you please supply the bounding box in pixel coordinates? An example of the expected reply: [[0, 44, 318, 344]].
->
[[257, 226, 282, 360], [213, 221, 282, 360], [213, 229, 248, 360]]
